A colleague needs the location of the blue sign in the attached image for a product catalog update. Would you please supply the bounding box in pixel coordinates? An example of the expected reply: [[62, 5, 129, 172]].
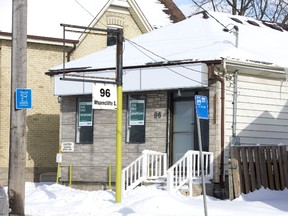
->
[[195, 95, 208, 119], [16, 88, 32, 109]]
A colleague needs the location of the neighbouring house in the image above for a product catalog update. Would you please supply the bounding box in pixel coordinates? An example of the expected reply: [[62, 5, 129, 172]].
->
[[0, 0, 183, 185], [0, 33, 77, 184], [46, 10, 288, 196]]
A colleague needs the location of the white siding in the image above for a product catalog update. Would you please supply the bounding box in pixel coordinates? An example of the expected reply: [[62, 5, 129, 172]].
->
[[225, 75, 288, 146]]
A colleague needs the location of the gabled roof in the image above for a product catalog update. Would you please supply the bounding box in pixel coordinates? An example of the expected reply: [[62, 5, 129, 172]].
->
[[49, 11, 288, 73], [0, 0, 180, 39]]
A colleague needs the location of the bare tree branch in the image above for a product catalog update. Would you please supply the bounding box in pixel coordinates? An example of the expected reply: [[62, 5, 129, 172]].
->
[[191, 0, 288, 24]]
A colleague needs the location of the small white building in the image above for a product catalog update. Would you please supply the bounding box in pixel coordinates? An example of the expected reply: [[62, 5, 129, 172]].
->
[[47, 11, 288, 194]]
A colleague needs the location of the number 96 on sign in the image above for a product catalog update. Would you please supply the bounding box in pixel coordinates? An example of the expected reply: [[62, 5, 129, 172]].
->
[[93, 83, 117, 110]]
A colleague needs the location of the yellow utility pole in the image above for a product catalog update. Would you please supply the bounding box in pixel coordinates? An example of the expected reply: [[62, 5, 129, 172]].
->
[[115, 28, 123, 203]]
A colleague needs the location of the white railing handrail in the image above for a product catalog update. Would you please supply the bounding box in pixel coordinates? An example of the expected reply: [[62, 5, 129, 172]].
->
[[122, 150, 167, 197], [122, 150, 214, 197], [167, 150, 214, 195]]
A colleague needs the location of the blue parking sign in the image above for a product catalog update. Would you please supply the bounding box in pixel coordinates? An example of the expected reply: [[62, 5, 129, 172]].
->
[[16, 88, 32, 109], [195, 95, 208, 119]]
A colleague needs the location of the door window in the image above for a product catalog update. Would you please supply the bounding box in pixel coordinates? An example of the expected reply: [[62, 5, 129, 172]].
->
[[172, 100, 195, 163]]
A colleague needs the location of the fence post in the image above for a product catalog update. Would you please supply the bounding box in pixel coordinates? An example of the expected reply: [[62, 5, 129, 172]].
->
[[228, 159, 234, 200], [229, 147, 241, 199], [69, 165, 72, 187], [108, 164, 112, 190]]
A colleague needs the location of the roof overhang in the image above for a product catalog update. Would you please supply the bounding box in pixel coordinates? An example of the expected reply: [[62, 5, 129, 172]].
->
[[0, 31, 78, 47], [224, 59, 288, 79]]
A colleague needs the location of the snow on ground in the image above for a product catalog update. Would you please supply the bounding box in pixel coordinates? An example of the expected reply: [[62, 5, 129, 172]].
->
[[7, 182, 287, 216]]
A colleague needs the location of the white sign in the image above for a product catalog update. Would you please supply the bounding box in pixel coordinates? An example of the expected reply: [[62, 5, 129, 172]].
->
[[56, 153, 62, 163], [61, 142, 75, 152], [93, 83, 117, 110]]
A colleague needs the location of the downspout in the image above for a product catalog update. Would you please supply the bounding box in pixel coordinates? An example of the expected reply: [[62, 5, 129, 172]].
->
[[208, 63, 225, 188], [232, 71, 238, 144], [67, 43, 77, 62]]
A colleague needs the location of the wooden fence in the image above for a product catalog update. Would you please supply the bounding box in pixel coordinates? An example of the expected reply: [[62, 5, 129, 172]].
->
[[229, 145, 288, 199]]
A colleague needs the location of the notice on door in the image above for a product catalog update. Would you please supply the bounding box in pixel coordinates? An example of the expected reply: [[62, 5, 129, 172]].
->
[[129, 99, 145, 125]]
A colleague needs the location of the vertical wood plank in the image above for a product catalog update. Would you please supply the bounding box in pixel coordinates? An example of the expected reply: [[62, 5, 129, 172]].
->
[[254, 147, 262, 189], [233, 147, 242, 193], [232, 158, 241, 198], [277, 146, 285, 190], [258, 147, 268, 188], [241, 147, 250, 193], [271, 146, 280, 190], [265, 147, 274, 190], [228, 161, 234, 200], [281, 146, 288, 188], [248, 147, 256, 192]]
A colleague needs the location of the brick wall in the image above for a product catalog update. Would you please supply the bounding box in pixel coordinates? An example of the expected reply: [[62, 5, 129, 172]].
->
[[0, 40, 11, 171], [208, 79, 222, 183], [71, 11, 143, 60], [0, 40, 64, 184], [60, 91, 168, 183]]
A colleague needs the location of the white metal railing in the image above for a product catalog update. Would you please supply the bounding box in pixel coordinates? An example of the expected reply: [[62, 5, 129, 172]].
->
[[122, 150, 167, 197], [167, 150, 213, 196]]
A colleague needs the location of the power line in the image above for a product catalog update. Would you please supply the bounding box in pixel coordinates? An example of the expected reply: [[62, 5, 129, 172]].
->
[[125, 38, 235, 93], [191, 0, 227, 29], [125, 38, 204, 74], [125, 38, 206, 85], [74, 0, 94, 18], [73, 0, 106, 29]]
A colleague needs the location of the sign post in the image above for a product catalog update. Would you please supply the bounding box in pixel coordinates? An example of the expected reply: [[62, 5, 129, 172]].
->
[[195, 95, 209, 216], [115, 29, 123, 203]]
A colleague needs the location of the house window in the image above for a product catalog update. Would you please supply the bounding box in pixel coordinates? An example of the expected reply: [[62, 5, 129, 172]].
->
[[76, 97, 93, 144], [107, 28, 117, 46], [126, 95, 146, 143]]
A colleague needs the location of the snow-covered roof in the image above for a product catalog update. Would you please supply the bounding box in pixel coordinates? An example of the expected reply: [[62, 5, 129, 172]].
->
[[50, 11, 288, 72], [0, 0, 171, 39]]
